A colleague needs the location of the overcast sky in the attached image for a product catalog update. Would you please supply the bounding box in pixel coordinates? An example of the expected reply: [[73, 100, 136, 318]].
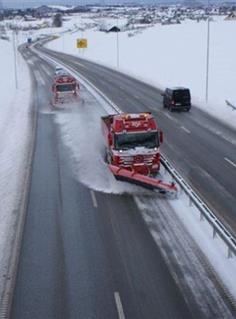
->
[[2, 0, 236, 9]]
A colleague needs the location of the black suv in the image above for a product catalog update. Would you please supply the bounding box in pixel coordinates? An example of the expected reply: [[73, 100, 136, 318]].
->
[[162, 87, 191, 112]]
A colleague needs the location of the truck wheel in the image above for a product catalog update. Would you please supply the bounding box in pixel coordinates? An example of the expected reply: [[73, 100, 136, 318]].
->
[[107, 153, 112, 164], [104, 150, 111, 164]]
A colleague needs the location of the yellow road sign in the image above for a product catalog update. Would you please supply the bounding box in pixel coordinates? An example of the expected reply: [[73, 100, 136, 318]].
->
[[77, 38, 87, 49]]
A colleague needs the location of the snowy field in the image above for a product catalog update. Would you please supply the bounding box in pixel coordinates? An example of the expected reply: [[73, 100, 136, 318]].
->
[[46, 16, 236, 129], [0, 39, 31, 295]]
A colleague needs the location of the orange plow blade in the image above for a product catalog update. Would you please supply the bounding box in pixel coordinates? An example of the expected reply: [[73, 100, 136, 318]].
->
[[109, 165, 177, 194]]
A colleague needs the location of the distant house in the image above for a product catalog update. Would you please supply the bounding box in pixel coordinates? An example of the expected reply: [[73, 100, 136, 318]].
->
[[99, 22, 120, 32], [225, 12, 236, 20], [71, 6, 91, 13], [139, 16, 153, 24], [35, 5, 56, 16], [107, 26, 120, 32], [161, 18, 181, 25], [24, 15, 37, 21]]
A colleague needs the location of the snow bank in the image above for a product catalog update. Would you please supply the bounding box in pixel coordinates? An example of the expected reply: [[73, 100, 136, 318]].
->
[[47, 17, 236, 129], [0, 39, 31, 294]]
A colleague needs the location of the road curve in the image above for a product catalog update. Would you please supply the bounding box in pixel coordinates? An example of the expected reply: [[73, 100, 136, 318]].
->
[[38, 45, 236, 237], [10, 45, 235, 318]]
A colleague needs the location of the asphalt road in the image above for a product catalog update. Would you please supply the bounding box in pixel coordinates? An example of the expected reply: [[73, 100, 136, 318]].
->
[[37, 45, 236, 237], [10, 45, 235, 318]]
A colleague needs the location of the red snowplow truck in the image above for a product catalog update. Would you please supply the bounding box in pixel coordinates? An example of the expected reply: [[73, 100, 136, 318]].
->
[[52, 72, 79, 106], [102, 112, 177, 194]]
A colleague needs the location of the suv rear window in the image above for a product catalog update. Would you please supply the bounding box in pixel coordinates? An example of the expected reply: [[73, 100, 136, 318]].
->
[[173, 90, 190, 99]]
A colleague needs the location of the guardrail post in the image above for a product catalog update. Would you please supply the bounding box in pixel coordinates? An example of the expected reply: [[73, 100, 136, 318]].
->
[[172, 176, 175, 186], [212, 226, 217, 238], [179, 186, 182, 196], [163, 165, 166, 175], [200, 211, 204, 221], [227, 247, 233, 259], [189, 196, 192, 207]]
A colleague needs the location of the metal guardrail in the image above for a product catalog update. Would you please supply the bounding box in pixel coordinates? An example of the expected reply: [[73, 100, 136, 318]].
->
[[161, 156, 236, 258], [35, 47, 236, 259]]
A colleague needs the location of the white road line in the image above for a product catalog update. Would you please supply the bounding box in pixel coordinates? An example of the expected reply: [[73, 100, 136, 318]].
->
[[76, 62, 86, 67], [90, 190, 98, 208], [41, 64, 52, 77], [181, 126, 191, 134], [114, 292, 126, 319], [163, 112, 174, 121], [224, 157, 236, 169], [34, 70, 46, 86]]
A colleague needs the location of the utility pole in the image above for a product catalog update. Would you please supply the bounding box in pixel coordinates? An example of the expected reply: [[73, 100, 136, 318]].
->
[[62, 31, 65, 52], [205, 0, 210, 103], [12, 29, 18, 89], [116, 15, 119, 68], [0, 0, 4, 25]]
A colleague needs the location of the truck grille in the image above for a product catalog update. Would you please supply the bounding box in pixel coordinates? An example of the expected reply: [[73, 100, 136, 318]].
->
[[119, 155, 155, 166]]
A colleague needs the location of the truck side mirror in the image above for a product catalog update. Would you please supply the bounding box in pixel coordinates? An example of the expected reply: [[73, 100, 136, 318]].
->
[[108, 133, 112, 146], [159, 131, 163, 144]]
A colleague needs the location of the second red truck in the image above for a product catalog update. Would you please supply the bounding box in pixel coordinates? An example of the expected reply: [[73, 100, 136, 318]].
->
[[52, 69, 80, 106]]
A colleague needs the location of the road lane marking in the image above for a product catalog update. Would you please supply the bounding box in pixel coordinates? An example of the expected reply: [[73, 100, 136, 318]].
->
[[76, 62, 86, 67], [224, 157, 236, 169], [41, 64, 52, 77], [90, 190, 98, 208], [114, 292, 126, 319], [34, 70, 46, 86], [163, 112, 174, 121], [181, 126, 191, 134]]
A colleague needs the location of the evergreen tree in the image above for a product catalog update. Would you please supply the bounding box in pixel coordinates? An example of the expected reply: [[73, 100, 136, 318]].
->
[[53, 14, 63, 28]]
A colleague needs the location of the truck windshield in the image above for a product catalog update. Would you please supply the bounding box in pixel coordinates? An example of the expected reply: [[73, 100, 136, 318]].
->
[[56, 84, 75, 92], [115, 132, 159, 150]]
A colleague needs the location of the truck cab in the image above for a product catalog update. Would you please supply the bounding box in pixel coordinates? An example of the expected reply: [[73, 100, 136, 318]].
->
[[52, 74, 79, 105], [102, 113, 163, 175]]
